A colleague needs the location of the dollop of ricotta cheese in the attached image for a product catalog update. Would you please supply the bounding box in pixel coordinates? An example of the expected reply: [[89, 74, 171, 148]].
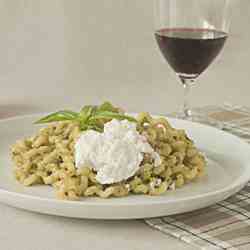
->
[[75, 119, 161, 184]]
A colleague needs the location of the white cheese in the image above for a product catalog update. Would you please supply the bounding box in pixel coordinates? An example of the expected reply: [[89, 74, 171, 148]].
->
[[75, 119, 161, 184]]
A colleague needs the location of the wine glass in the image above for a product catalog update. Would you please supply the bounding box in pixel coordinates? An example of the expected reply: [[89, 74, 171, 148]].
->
[[154, 0, 231, 120]]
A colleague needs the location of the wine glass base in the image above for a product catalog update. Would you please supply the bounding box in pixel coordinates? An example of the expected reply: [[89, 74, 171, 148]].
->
[[171, 112, 224, 130]]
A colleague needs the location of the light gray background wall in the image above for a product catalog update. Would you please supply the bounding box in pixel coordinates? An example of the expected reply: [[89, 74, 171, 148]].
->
[[0, 0, 248, 117]]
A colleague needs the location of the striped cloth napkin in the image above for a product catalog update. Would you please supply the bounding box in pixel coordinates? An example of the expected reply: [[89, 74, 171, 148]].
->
[[145, 105, 250, 250]]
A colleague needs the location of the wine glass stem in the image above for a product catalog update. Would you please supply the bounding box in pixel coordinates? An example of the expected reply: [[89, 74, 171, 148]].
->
[[181, 77, 194, 119]]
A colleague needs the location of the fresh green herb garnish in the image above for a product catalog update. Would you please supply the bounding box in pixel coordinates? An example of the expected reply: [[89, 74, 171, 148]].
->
[[35, 101, 136, 132], [34, 110, 79, 124]]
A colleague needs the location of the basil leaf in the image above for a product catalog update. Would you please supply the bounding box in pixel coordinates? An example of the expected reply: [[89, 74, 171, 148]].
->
[[34, 110, 79, 124], [79, 105, 98, 122], [90, 111, 136, 122], [34, 102, 136, 132], [80, 123, 88, 131], [97, 101, 118, 113], [87, 124, 103, 132], [80, 105, 95, 115]]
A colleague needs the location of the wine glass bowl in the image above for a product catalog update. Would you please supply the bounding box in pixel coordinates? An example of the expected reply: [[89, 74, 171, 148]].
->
[[155, 28, 227, 79], [154, 0, 231, 119]]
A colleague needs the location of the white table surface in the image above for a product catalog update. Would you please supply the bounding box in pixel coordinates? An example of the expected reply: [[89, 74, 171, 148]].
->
[[0, 0, 249, 249]]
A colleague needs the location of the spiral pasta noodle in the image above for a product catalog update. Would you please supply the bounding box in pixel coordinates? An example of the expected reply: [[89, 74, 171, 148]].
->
[[11, 113, 206, 200]]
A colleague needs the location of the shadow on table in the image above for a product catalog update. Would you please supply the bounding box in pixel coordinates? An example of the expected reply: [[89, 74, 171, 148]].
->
[[0, 103, 41, 119]]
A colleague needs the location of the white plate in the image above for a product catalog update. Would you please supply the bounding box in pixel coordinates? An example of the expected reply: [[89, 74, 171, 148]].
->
[[0, 114, 250, 219]]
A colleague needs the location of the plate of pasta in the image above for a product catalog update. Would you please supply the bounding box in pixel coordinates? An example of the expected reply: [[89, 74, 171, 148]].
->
[[0, 102, 250, 219]]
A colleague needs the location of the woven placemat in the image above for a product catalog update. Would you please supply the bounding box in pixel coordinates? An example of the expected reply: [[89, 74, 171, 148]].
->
[[145, 105, 250, 250]]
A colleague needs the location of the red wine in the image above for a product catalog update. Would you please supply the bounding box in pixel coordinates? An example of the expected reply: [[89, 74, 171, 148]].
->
[[155, 28, 227, 77]]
